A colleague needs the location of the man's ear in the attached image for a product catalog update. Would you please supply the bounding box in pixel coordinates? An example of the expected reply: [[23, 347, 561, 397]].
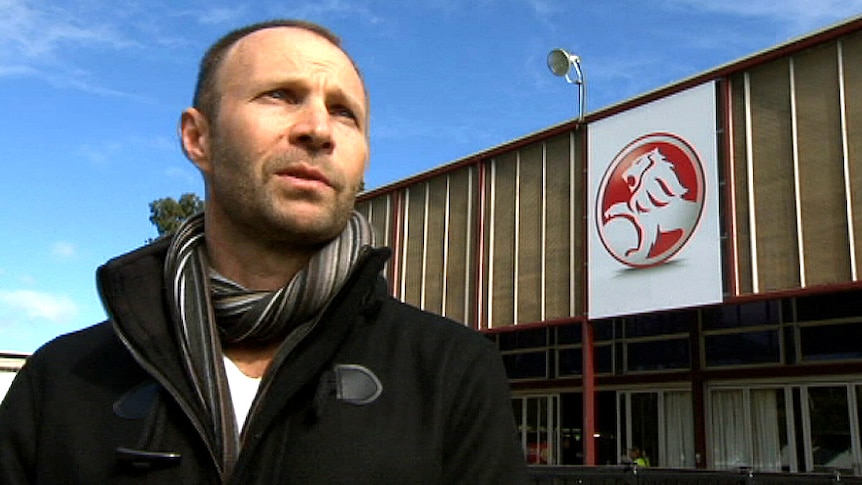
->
[[179, 108, 212, 174]]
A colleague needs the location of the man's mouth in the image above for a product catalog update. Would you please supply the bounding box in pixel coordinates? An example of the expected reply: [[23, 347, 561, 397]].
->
[[275, 165, 332, 188]]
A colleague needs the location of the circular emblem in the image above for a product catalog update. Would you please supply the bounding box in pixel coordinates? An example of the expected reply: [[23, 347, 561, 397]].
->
[[596, 132, 705, 268]]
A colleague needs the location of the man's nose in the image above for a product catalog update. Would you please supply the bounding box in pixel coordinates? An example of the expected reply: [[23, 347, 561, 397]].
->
[[289, 100, 334, 152]]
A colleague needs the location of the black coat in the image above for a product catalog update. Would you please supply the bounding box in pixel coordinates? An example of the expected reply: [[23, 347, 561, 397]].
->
[[0, 241, 528, 484]]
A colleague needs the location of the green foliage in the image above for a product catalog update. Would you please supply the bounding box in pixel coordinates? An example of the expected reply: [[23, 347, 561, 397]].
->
[[149, 193, 204, 237]]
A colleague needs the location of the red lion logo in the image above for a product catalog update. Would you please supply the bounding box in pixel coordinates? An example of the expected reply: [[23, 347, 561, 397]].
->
[[596, 133, 705, 268]]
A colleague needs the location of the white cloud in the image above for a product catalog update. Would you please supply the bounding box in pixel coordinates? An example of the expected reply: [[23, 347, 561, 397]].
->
[[0, 289, 79, 323], [165, 165, 201, 186], [77, 135, 176, 167], [284, 0, 383, 25], [525, 0, 564, 17], [666, 0, 862, 32], [197, 6, 248, 26], [0, 0, 145, 97], [0, 64, 36, 77], [0, 0, 135, 62], [77, 141, 123, 166], [51, 241, 76, 259]]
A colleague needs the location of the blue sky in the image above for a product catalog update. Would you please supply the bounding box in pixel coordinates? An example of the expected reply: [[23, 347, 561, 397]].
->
[[2, 0, 861, 353]]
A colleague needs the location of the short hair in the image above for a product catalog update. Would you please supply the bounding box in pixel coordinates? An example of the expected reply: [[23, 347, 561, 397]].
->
[[192, 19, 366, 122]]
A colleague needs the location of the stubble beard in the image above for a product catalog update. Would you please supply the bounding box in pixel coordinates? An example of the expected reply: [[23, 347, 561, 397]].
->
[[209, 135, 359, 249]]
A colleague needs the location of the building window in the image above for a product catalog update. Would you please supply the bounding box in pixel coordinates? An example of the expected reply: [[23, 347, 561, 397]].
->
[[620, 310, 693, 373], [499, 327, 548, 350], [702, 300, 781, 330], [594, 344, 614, 374], [502, 352, 548, 380], [627, 338, 690, 372], [795, 289, 862, 363], [499, 327, 550, 380], [702, 300, 784, 369], [796, 290, 862, 322], [557, 322, 583, 344], [800, 322, 862, 361], [704, 330, 781, 367], [557, 347, 582, 377], [623, 310, 694, 338]]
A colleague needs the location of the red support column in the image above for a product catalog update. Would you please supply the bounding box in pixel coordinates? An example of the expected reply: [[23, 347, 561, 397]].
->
[[582, 319, 596, 464]]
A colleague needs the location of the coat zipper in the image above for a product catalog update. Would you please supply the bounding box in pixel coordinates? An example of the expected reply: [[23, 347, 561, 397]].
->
[[238, 247, 379, 449], [109, 246, 384, 483], [112, 323, 224, 482]]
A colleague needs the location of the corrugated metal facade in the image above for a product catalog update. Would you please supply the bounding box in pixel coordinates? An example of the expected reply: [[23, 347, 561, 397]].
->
[[357, 17, 862, 473]]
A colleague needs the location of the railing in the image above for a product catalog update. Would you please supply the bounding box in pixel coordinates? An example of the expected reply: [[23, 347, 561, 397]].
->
[[528, 465, 860, 485]]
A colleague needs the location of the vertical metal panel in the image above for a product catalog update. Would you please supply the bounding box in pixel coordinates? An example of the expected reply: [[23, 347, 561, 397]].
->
[[442, 175, 451, 317], [572, 130, 586, 317], [444, 166, 474, 324], [514, 152, 520, 322], [839, 40, 858, 280], [492, 152, 517, 328], [718, 77, 744, 295], [744, 73, 760, 293], [843, 31, 862, 280], [484, 160, 496, 328], [465, 167, 475, 324], [789, 58, 806, 286], [390, 190, 405, 297], [399, 188, 410, 302], [732, 74, 754, 294], [749, 58, 801, 291], [794, 42, 852, 286], [424, 176, 448, 314], [373, 196, 392, 246], [718, 80, 736, 298], [358, 195, 388, 245], [421, 183, 430, 309], [542, 144, 547, 321], [353, 199, 372, 229], [358, 194, 394, 281], [544, 133, 573, 319], [572, 131, 578, 316], [402, 184, 427, 307], [518, 143, 544, 324]]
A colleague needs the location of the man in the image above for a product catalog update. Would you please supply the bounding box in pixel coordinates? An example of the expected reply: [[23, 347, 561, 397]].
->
[[628, 447, 649, 467], [0, 19, 528, 484]]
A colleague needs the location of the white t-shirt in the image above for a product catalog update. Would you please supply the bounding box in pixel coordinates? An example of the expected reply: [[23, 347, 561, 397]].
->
[[222, 355, 262, 429]]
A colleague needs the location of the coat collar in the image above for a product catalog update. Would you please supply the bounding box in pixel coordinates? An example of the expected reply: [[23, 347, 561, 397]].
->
[[97, 238, 392, 440]]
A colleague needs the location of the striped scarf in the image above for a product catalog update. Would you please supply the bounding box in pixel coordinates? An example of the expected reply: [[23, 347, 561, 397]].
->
[[164, 211, 374, 479]]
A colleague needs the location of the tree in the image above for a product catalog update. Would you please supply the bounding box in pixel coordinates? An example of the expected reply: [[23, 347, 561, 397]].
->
[[149, 193, 204, 237]]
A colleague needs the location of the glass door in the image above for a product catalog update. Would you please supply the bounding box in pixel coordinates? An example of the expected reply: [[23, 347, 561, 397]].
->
[[803, 385, 854, 474], [619, 390, 694, 468], [513, 395, 560, 465], [709, 387, 793, 471]]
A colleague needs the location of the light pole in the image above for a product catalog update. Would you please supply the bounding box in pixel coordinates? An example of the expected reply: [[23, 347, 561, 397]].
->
[[547, 48, 586, 122], [548, 48, 592, 465]]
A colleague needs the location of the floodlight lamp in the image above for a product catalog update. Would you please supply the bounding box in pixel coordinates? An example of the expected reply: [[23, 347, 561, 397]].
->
[[547, 48, 578, 78], [546, 47, 587, 122]]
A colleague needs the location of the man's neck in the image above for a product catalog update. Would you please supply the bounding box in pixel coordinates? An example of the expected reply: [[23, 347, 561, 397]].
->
[[203, 215, 319, 376], [203, 216, 318, 291], [207, 237, 312, 290], [224, 341, 282, 378]]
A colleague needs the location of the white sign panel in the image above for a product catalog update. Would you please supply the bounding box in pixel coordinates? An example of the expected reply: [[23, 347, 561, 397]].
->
[[588, 82, 722, 319]]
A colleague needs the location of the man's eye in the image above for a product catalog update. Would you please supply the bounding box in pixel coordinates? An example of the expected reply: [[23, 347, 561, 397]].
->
[[265, 89, 295, 102], [331, 105, 357, 121]]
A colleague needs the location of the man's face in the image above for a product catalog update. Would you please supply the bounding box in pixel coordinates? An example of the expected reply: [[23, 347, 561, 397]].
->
[[200, 27, 368, 246]]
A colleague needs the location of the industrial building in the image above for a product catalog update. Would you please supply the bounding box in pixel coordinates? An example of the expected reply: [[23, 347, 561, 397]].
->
[[355, 15, 862, 473], [0, 353, 27, 402]]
